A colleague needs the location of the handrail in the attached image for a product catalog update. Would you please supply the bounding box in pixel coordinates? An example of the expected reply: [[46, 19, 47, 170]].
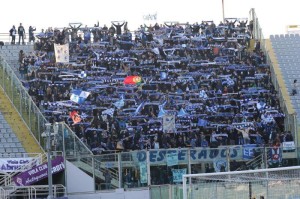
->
[[4, 184, 66, 198], [80, 156, 119, 182], [0, 51, 93, 157]]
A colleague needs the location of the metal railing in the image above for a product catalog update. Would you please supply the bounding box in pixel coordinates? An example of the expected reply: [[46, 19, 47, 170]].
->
[[0, 153, 47, 186], [64, 145, 298, 192], [0, 51, 93, 159], [2, 184, 66, 199]]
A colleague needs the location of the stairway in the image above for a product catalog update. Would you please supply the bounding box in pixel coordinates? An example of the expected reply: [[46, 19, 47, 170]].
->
[[71, 157, 120, 188], [0, 44, 34, 79], [0, 85, 43, 155], [0, 44, 43, 155]]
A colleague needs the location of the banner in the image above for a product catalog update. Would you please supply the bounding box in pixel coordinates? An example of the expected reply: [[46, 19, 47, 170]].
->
[[282, 141, 295, 151], [270, 147, 282, 163], [139, 162, 147, 184], [163, 115, 176, 133], [136, 147, 242, 165], [13, 156, 65, 186], [213, 159, 227, 172], [172, 168, 186, 183], [54, 43, 69, 63], [143, 12, 157, 21], [243, 144, 257, 160], [167, 151, 178, 167], [0, 158, 41, 172]]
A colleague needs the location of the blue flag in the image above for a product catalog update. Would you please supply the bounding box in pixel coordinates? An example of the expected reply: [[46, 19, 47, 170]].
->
[[70, 89, 90, 104]]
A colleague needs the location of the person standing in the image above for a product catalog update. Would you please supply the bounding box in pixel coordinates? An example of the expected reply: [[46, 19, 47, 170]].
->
[[18, 23, 25, 45], [292, 79, 297, 96], [9, 25, 17, 44], [104, 170, 112, 189], [28, 26, 36, 43], [112, 21, 125, 36]]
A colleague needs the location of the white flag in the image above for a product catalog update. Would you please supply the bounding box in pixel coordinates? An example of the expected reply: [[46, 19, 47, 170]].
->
[[54, 43, 69, 63]]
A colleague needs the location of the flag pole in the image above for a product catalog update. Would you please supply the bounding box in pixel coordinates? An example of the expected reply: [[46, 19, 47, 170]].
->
[[222, 0, 225, 23]]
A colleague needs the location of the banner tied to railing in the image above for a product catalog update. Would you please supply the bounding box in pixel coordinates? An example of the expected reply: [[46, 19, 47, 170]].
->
[[0, 157, 41, 172], [13, 156, 64, 186]]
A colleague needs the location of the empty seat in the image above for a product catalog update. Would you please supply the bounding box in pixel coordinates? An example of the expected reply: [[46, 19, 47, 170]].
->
[[6, 148, 12, 153], [18, 148, 26, 153]]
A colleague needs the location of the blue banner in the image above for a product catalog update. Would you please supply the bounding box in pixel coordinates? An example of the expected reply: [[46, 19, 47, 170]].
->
[[172, 169, 186, 183], [136, 147, 242, 165], [167, 152, 178, 166], [139, 162, 147, 184], [243, 144, 257, 160]]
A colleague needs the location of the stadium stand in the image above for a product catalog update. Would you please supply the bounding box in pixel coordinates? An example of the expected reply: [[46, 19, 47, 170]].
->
[[0, 8, 299, 199]]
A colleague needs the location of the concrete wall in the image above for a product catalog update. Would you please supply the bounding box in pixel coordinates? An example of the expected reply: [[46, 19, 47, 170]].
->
[[66, 160, 94, 193]]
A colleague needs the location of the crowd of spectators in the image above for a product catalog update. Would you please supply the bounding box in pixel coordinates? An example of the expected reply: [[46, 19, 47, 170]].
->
[[14, 19, 289, 155]]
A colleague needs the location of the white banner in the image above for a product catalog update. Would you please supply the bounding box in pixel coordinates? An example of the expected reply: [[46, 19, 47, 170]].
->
[[54, 43, 69, 63], [283, 141, 295, 151], [0, 158, 41, 172], [163, 115, 176, 133]]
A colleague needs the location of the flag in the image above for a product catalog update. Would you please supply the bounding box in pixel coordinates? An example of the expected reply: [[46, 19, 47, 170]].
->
[[78, 71, 87, 78], [158, 105, 166, 118], [70, 90, 90, 104], [134, 101, 144, 115], [113, 98, 125, 109], [54, 43, 69, 63], [197, 119, 208, 127], [178, 108, 188, 117], [152, 47, 160, 55], [124, 76, 142, 85], [69, 110, 81, 125], [199, 90, 208, 99], [160, 72, 167, 80]]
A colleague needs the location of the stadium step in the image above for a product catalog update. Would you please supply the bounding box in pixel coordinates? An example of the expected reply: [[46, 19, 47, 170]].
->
[[0, 87, 43, 155]]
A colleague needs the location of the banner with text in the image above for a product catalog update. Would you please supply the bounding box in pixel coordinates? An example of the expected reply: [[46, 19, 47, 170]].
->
[[0, 158, 41, 172], [13, 156, 65, 186], [135, 147, 242, 165]]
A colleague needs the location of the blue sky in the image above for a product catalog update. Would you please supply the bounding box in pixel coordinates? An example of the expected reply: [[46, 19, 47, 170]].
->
[[1, 0, 298, 37]]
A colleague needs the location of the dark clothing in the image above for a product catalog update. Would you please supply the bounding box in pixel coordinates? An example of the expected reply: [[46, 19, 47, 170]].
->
[[112, 22, 125, 35], [18, 25, 25, 44], [9, 28, 16, 44], [29, 26, 36, 42]]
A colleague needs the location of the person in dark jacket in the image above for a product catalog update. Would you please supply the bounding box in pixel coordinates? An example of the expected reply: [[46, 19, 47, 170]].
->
[[18, 23, 25, 45], [9, 25, 17, 44], [112, 21, 125, 36]]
